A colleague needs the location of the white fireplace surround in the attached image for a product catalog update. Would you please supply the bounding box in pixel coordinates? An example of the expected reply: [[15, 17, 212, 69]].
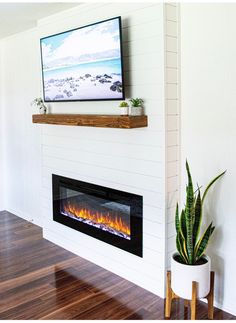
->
[[0, 3, 179, 299]]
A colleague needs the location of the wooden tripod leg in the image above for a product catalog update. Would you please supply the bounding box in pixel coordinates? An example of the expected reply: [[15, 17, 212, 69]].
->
[[207, 271, 215, 320], [191, 281, 197, 320], [165, 271, 172, 318]]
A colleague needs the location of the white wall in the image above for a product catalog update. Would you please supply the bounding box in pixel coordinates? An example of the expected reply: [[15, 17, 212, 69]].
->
[[181, 3, 236, 315], [1, 29, 42, 224], [0, 41, 5, 211], [0, 2, 173, 297]]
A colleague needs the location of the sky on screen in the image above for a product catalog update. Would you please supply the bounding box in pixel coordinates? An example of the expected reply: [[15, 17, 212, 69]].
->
[[41, 18, 120, 67]]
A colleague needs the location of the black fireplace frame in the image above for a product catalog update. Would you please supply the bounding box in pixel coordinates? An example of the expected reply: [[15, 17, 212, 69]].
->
[[52, 174, 143, 257]]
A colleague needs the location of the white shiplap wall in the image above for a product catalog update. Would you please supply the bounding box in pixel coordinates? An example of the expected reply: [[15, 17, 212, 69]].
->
[[1, 29, 42, 225], [164, 3, 180, 269], [37, 3, 167, 296], [0, 41, 5, 211]]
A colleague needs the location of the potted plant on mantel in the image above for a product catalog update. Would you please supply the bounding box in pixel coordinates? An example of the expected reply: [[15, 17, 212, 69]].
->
[[129, 98, 144, 116], [119, 101, 129, 116], [171, 161, 226, 300], [31, 97, 47, 114]]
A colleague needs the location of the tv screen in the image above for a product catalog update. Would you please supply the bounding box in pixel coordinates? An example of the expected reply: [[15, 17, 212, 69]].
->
[[40, 17, 125, 102]]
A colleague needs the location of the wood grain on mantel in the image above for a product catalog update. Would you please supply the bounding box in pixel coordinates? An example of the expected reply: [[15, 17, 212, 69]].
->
[[32, 114, 148, 129]]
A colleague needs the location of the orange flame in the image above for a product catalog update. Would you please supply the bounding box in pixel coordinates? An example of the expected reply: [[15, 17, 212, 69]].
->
[[63, 203, 130, 236]]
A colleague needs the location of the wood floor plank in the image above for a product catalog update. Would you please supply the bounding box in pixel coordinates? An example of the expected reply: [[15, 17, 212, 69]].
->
[[0, 211, 235, 320]]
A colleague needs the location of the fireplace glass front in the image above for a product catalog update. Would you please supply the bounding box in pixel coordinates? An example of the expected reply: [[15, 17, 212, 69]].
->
[[53, 174, 143, 257]]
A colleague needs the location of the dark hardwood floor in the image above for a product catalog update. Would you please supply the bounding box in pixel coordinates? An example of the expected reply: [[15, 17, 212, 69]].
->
[[0, 211, 235, 320]]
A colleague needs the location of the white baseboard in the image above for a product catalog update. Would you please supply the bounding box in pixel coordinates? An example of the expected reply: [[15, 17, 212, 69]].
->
[[5, 208, 42, 228]]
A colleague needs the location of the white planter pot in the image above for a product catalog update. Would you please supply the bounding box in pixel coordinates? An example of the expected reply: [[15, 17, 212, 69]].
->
[[171, 253, 211, 300], [39, 106, 47, 114], [129, 106, 143, 116], [119, 107, 128, 115]]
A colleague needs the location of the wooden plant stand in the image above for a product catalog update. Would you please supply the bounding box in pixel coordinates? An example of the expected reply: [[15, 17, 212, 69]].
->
[[165, 271, 215, 320]]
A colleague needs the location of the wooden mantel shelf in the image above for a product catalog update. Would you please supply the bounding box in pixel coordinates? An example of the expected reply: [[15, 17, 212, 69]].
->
[[32, 114, 148, 129]]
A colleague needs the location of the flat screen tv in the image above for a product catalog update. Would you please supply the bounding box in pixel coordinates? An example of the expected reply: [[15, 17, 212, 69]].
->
[[40, 16, 125, 102]]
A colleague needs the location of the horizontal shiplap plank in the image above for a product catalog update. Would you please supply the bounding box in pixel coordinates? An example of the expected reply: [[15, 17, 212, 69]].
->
[[138, 204, 164, 223], [124, 67, 163, 87], [42, 156, 164, 193], [166, 52, 178, 69], [166, 20, 178, 37], [144, 219, 165, 239], [166, 67, 178, 83], [168, 235, 176, 253], [122, 20, 163, 43], [166, 36, 177, 53], [168, 221, 175, 238], [42, 135, 164, 162], [41, 124, 165, 146], [167, 131, 179, 146], [42, 145, 163, 177], [167, 207, 175, 223], [123, 35, 163, 57], [167, 161, 178, 177], [167, 190, 178, 208], [166, 4, 177, 22], [121, 4, 163, 28], [167, 146, 178, 162], [38, 3, 161, 34], [123, 53, 164, 73], [167, 115, 179, 131], [125, 84, 164, 101], [166, 83, 178, 100], [166, 99, 179, 115], [167, 177, 178, 193]]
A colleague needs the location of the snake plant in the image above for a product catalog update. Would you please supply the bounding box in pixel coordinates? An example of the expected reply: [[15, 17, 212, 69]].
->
[[175, 161, 226, 265]]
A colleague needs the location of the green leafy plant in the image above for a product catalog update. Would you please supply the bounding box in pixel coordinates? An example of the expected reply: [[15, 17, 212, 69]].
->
[[119, 101, 129, 107], [129, 98, 143, 107], [31, 97, 44, 106], [175, 161, 226, 265]]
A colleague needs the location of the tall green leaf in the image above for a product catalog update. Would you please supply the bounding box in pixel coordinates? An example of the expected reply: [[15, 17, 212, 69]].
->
[[185, 160, 194, 264], [175, 203, 179, 233], [202, 170, 226, 204], [193, 189, 202, 249], [176, 231, 188, 264], [194, 222, 215, 261], [180, 209, 187, 239]]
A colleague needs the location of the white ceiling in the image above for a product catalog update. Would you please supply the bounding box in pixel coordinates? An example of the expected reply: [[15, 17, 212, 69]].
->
[[0, 3, 80, 39]]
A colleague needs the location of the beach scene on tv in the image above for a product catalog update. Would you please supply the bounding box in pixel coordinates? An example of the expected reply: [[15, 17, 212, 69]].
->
[[40, 18, 123, 101]]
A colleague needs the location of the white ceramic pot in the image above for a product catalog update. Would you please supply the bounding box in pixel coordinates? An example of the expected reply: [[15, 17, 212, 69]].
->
[[129, 106, 143, 116], [119, 107, 128, 115], [39, 105, 47, 114], [171, 252, 211, 300]]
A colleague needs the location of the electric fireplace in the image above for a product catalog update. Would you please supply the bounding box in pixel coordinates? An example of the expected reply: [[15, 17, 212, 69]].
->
[[53, 175, 143, 257]]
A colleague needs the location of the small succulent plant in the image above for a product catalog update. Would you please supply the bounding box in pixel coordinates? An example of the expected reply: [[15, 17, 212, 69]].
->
[[129, 98, 144, 107], [119, 101, 129, 108], [31, 97, 44, 106]]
